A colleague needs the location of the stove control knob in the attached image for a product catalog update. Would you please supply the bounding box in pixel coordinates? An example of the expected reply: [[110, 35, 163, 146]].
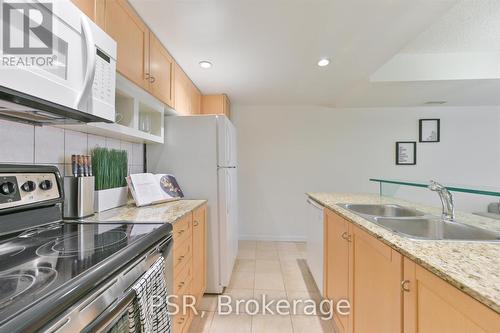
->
[[21, 181, 36, 192], [0, 182, 16, 195], [39, 180, 53, 191]]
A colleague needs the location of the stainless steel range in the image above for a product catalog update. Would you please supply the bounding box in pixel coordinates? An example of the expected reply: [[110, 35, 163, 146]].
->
[[0, 165, 173, 333]]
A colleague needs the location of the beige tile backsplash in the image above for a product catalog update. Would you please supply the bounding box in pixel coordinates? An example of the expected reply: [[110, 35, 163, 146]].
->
[[0, 119, 144, 177], [0, 119, 34, 163]]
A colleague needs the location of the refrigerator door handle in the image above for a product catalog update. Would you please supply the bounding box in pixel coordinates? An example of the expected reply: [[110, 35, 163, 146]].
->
[[226, 126, 231, 166], [218, 166, 236, 169], [227, 170, 231, 216]]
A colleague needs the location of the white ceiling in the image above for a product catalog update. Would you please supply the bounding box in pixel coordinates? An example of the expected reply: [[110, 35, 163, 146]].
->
[[402, 0, 500, 54], [130, 0, 500, 107]]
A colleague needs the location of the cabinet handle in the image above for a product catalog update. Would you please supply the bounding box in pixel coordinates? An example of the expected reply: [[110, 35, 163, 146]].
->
[[194, 220, 199, 226], [341, 232, 352, 242], [150, 76, 156, 83], [401, 280, 410, 292]]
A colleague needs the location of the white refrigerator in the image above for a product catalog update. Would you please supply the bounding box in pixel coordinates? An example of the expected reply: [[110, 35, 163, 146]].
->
[[147, 115, 238, 293]]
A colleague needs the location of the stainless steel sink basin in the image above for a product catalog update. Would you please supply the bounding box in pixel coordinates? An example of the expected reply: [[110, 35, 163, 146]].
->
[[374, 217, 500, 241], [337, 203, 500, 242], [338, 204, 425, 218]]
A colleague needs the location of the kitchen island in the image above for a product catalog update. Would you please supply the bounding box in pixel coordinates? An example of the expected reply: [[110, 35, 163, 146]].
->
[[307, 192, 500, 333]]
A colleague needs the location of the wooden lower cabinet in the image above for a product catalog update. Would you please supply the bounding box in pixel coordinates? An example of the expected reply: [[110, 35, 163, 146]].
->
[[192, 204, 207, 301], [350, 225, 402, 333], [323, 208, 499, 333], [403, 258, 500, 333], [172, 204, 207, 333], [324, 208, 350, 332]]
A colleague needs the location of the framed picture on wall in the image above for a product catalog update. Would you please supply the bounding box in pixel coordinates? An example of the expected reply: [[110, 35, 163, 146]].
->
[[419, 119, 440, 142], [396, 141, 416, 165]]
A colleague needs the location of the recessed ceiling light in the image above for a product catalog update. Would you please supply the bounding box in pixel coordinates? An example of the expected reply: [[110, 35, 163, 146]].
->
[[317, 58, 330, 67], [199, 61, 212, 69]]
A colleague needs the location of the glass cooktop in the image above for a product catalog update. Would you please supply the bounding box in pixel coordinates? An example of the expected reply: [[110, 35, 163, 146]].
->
[[0, 221, 165, 324]]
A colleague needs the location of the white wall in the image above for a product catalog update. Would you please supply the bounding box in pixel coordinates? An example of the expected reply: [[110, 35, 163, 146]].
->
[[232, 105, 500, 241]]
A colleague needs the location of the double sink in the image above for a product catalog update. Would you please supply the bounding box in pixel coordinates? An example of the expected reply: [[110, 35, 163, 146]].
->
[[337, 203, 500, 241]]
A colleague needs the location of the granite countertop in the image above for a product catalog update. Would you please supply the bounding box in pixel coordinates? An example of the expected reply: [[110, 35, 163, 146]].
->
[[307, 192, 500, 314], [85, 199, 207, 225]]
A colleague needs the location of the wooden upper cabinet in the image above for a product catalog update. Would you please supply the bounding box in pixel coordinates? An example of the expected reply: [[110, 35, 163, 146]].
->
[[192, 204, 207, 302], [174, 63, 201, 115], [149, 33, 174, 108], [350, 224, 402, 333], [201, 94, 230, 118], [173, 63, 187, 115], [403, 258, 500, 333], [74, 0, 197, 112], [71, 0, 102, 22], [103, 0, 150, 90], [324, 209, 350, 333], [189, 79, 202, 115]]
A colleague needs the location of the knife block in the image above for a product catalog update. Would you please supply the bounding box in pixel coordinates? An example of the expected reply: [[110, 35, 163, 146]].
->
[[63, 176, 95, 219]]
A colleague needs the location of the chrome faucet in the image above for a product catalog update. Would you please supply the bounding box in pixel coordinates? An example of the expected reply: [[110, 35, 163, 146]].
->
[[428, 180, 455, 221]]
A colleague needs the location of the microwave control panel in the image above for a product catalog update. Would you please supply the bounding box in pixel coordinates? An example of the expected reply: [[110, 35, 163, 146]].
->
[[92, 48, 114, 106]]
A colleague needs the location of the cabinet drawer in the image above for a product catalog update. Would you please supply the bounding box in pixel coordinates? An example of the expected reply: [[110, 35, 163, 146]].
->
[[173, 300, 193, 333], [182, 309, 194, 333], [173, 214, 192, 247], [173, 312, 189, 333], [173, 237, 192, 272], [173, 255, 192, 295]]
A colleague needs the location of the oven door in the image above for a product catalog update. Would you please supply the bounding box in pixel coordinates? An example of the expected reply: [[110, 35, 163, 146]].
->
[[81, 239, 174, 333], [42, 236, 173, 333]]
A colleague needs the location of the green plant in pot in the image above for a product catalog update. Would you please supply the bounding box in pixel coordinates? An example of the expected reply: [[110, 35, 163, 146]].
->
[[92, 148, 128, 191], [92, 148, 129, 212]]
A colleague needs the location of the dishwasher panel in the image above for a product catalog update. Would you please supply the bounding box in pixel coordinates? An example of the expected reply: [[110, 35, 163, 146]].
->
[[306, 198, 324, 294]]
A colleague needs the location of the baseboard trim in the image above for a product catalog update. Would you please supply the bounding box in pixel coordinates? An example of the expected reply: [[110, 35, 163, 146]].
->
[[239, 234, 307, 242]]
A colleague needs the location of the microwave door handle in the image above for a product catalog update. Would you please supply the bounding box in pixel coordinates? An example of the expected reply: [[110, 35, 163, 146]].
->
[[76, 15, 96, 110]]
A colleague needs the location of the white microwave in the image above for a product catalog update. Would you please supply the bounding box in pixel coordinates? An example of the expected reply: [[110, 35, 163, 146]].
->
[[0, 0, 117, 125]]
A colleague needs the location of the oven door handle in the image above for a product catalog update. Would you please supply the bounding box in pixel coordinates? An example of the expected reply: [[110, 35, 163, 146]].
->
[[157, 236, 173, 254], [81, 288, 136, 333]]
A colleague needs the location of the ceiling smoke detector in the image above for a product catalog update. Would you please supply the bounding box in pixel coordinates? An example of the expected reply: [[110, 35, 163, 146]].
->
[[424, 101, 447, 105]]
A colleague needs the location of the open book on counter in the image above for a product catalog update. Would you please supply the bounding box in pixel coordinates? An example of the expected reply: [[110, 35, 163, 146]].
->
[[126, 173, 184, 207]]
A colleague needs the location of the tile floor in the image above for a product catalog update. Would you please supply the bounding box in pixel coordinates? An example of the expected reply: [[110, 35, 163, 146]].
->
[[189, 241, 338, 333]]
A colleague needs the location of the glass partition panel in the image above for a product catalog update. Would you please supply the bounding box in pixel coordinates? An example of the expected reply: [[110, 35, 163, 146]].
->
[[370, 178, 500, 218]]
